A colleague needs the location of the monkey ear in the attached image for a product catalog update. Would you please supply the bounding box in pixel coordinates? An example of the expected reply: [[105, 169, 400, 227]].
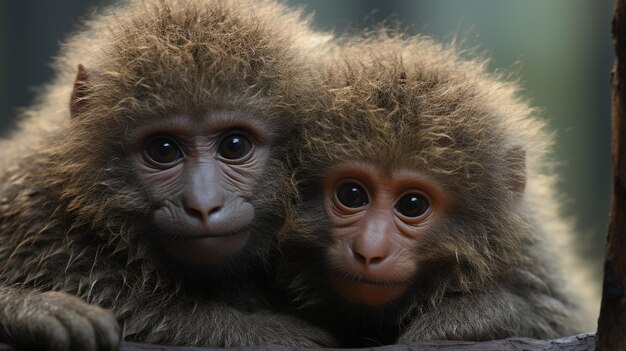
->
[[70, 64, 89, 118], [505, 146, 526, 193]]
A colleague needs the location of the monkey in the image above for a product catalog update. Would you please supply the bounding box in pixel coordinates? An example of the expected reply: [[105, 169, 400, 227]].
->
[[0, 0, 337, 350], [276, 33, 597, 347]]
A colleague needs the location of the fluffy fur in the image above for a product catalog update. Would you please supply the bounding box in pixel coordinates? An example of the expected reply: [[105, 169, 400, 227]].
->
[[0, 0, 335, 348], [278, 33, 596, 346]]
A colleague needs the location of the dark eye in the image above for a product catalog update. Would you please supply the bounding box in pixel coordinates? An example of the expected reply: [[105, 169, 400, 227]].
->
[[395, 193, 429, 218], [218, 133, 253, 160], [336, 183, 369, 208], [145, 136, 182, 165]]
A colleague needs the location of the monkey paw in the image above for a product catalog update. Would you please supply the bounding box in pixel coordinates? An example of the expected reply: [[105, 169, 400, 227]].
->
[[239, 314, 338, 347], [2, 290, 120, 351]]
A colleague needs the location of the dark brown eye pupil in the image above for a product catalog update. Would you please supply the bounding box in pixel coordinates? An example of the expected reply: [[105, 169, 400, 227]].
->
[[396, 193, 429, 218], [219, 134, 252, 160], [146, 137, 181, 164], [336, 183, 368, 208]]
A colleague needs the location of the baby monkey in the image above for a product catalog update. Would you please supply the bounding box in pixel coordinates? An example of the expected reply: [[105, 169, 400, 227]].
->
[[278, 34, 595, 346], [0, 0, 336, 349]]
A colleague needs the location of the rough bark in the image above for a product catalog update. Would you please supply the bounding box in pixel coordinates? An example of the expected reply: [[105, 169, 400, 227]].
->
[[596, 0, 626, 350]]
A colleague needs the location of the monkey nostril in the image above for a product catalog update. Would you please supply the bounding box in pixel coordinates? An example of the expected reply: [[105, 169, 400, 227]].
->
[[368, 256, 385, 265], [354, 251, 367, 265], [184, 206, 206, 221], [208, 206, 222, 217]]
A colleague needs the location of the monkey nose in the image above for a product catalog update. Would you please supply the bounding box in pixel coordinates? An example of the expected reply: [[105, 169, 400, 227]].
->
[[182, 194, 225, 226], [353, 250, 387, 267], [351, 217, 394, 268], [351, 234, 391, 268], [184, 203, 223, 224]]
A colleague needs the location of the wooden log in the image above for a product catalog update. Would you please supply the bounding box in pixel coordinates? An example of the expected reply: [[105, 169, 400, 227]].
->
[[0, 333, 599, 351], [595, 0, 626, 350]]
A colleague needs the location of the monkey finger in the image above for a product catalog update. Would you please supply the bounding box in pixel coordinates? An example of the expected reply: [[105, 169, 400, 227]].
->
[[37, 292, 119, 351], [49, 308, 98, 351], [9, 312, 71, 351], [82, 305, 121, 351]]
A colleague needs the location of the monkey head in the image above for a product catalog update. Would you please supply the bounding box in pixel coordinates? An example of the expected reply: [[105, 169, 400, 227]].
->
[[279, 35, 545, 318], [43, 0, 317, 276]]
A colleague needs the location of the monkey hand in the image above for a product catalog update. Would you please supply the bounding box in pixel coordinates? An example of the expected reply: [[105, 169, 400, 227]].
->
[[397, 291, 513, 342], [229, 312, 338, 347], [396, 288, 571, 342], [0, 289, 120, 351]]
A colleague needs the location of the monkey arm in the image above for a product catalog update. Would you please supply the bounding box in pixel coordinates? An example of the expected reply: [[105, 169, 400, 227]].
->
[[398, 286, 577, 342], [0, 286, 120, 351], [120, 298, 337, 347], [0, 284, 336, 349]]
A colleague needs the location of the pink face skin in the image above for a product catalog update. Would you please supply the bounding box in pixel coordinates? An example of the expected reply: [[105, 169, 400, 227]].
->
[[130, 111, 271, 266], [323, 163, 447, 306]]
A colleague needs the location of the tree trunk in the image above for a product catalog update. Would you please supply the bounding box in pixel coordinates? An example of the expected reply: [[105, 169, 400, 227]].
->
[[596, 0, 626, 349]]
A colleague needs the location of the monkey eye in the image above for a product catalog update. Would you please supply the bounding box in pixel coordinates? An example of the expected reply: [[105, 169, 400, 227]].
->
[[336, 182, 369, 208], [395, 193, 429, 218], [218, 132, 253, 160], [145, 136, 183, 165]]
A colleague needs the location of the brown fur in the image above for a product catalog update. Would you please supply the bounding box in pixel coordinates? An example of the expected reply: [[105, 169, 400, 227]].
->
[[278, 33, 596, 346], [0, 0, 336, 349]]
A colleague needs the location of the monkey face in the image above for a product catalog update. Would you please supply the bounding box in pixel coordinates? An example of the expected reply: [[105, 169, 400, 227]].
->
[[129, 112, 271, 266], [322, 162, 447, 306]]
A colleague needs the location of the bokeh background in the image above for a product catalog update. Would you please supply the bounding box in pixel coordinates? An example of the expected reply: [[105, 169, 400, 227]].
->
[[0, 0, 613, 319]]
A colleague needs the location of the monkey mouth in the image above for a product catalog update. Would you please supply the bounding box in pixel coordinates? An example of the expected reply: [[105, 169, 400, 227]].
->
[[159, 230, 251, 266], [332, 272, 409, 286], [160, 230, 247, 240], [334, 274, 407, 286], [329, 274, 409, 306], [152, 218, 250, 240], [152, 206, 254, 239]]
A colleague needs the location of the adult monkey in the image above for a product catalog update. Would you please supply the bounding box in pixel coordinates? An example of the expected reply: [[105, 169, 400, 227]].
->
[[278, 34, 596, 346], [0, 0, 335, 349]]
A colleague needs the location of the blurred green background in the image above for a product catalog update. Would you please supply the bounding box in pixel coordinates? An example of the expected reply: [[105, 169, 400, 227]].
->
[[0, 0, 613, 316]]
